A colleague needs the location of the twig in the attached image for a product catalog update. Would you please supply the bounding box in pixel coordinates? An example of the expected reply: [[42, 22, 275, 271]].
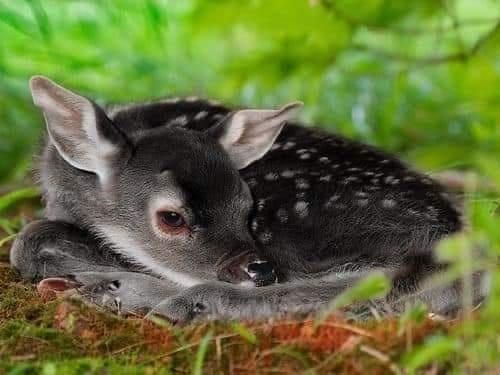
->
[[321, 321, 375, 338], [320, 0, 500, 66], [350, 19, 499, 66], [359, 345, 402, 375], [142, 333, 238, 364], [321, 0, 499, 35], [111, 340, 158, 355]]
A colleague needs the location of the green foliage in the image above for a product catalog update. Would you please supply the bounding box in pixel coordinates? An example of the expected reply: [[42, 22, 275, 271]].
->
[[316, 272, 391, 324], [0, 0, 499, 373], [0, 0, 499, 180], [402, 335, 461, 373]]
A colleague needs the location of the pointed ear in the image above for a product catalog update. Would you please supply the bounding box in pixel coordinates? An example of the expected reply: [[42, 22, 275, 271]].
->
[[209, 102, 302, 169], [30, 76, 129, 183]]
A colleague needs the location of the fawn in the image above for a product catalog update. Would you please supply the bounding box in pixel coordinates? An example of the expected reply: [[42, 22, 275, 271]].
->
[[10, 76, 486, 324]]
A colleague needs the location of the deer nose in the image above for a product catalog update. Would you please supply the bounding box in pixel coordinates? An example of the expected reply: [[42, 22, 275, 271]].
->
[[217, 252, 277, 286], [245, 260, 277, 287]]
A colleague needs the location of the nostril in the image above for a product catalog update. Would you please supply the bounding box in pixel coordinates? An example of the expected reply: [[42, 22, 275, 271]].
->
[[247, 261, 274, 277], [246, 261, 277, 286]]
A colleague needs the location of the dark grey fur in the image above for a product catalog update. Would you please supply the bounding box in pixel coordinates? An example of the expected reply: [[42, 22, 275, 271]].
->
[[10, 76, 487, 324]]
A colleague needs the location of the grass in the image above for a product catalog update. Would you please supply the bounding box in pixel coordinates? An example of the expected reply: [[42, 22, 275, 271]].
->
[[0, 251, 453, 374], [0, 185, 498, 373]]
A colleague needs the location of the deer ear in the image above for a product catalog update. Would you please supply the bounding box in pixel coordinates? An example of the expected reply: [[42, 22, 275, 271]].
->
[[30, 76, 129, 183], [209, 102, 302, 169]]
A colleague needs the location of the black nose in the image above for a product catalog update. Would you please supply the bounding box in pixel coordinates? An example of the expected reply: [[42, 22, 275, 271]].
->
[[246, 261, 277, 286]]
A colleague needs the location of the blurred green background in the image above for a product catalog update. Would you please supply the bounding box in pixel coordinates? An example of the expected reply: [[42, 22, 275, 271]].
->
[[0, 0, 499, 183], [1, 1, 500, 372]]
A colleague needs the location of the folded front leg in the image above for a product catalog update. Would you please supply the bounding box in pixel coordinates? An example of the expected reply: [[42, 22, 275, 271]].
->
[[40, 271, 183, 316], [10, 220, 127, 281], [149, 269, 488, 324], [149, 277, 361, 324]]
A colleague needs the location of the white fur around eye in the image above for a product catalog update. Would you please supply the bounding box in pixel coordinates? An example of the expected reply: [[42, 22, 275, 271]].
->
[[149, 195, 187, 238]]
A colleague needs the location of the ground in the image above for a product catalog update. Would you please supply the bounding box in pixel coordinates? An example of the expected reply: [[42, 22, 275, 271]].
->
[[0, 187, 497, 374]]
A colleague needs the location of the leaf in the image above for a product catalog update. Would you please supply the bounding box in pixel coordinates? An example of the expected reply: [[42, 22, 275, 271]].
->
[[402, 336, 460, 373], [316, 272, 390, 324], [192, 331, 213, 375], [231, 322, 257, 344], [333, 272, 390, 308], [398, 302, 428, 335]]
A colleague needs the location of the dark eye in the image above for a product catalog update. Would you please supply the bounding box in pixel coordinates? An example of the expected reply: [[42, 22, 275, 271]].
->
[[158, 211, 185, 228]]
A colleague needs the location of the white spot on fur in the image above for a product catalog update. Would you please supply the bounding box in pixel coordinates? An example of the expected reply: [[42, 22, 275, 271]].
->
[[384, 176, 400, 185], [281, 170, 295, 178], [160, 97, 181, 104], [212, 113, 225, 121], [299, 153, 311, 160], [169, 115, 188, 126], [294, 201, 309, 218], [357, 199, 369, 207], [295, 178, 310, 189], [381, 199, 397, 208], [194, 111, 208, 120], [422, 178, 434, 185], [264, 172, 279, 181], [324, 195, 340, 209], [257, 199, 266, 211], [319, 175, 332, 182], [208, 99, 221, 106], [270, 143, 281, 151], [282, 141, 296, 150], [407, 209, 420, 216], [251, 218, 258, 231], [319, 157, 330, 164]]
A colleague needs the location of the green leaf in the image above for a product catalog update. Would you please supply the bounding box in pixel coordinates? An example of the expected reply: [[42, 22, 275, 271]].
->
[[316, 272, 390, 324], [231, 322, 257, 344], [403, 336, 461, 373], [398, 302, 428, 335], [192, 331, 213, 375]]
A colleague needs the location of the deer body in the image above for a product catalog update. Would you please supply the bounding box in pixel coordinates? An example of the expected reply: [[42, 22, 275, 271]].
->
[[10, 77, 483, 323]]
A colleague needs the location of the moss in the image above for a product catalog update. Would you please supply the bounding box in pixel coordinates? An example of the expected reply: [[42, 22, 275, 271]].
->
[[1, 203, 499, 373]]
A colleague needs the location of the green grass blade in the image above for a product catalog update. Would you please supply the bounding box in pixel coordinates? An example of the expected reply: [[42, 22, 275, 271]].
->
[[0, 187, 39, 213], [192, 331, 213, 375]]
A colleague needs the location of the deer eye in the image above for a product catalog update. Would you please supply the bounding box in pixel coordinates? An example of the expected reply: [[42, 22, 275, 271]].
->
[[158, 211, 186, 229]]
